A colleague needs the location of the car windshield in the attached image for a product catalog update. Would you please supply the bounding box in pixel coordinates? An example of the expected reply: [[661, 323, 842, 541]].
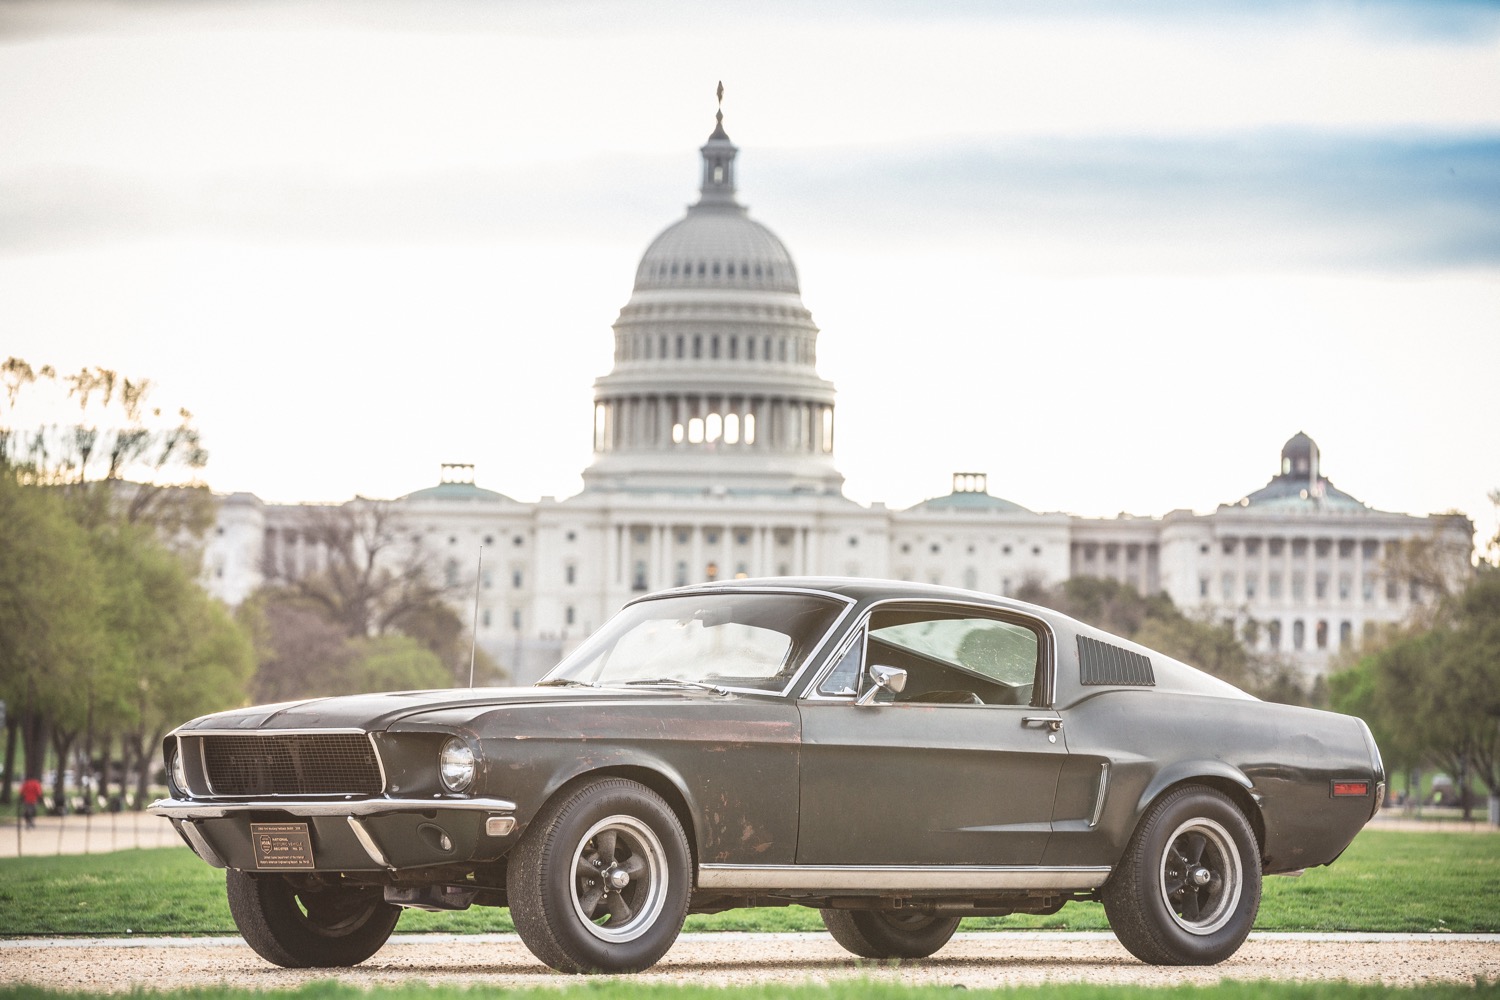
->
[[542, 591, 848, 694]]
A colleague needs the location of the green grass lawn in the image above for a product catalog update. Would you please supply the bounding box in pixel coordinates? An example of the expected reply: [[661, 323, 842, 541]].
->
[[1, 829, 1495, 937]]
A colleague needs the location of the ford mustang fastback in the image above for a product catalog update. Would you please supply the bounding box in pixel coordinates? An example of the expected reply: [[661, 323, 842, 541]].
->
[[151, 578, 1383, 973]]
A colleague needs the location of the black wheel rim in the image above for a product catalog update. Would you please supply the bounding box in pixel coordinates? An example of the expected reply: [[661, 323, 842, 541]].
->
[[1157, 816, 1242, 935], [569, 813, 668, 943]]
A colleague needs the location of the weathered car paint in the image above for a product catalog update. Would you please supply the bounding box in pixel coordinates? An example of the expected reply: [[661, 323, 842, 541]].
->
[[797, 700, 1065, 865], [154, 577, 1382, 913]]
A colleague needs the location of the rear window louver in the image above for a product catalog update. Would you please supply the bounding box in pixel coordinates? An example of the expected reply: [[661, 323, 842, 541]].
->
[[1078, 636, 1155, 687]]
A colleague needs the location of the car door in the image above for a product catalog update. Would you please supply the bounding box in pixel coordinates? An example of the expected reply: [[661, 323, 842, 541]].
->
[[795, 602, 1068, 867]]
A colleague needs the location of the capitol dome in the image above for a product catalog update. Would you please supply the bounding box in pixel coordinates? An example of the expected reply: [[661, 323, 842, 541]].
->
[[582, 102, 842, 497], [632, 209, 800, 295]]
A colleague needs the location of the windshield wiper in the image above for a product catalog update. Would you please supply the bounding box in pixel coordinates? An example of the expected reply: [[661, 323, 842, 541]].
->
[[535, 678, 599, 688], [618, 678, 731, 696]]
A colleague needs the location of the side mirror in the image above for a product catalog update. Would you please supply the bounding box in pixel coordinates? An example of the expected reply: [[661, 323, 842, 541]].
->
[[855, 664, 908, 707]]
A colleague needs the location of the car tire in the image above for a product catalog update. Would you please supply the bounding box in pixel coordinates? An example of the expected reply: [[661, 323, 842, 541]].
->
[[820, 908, 961, 959], [507, 777, 691, 974], [1102, 785, 1261, 965], [225, 869, 400, 968]]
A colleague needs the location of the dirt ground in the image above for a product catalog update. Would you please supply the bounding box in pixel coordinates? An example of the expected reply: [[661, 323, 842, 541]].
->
[[3, 932, 1497, 992]]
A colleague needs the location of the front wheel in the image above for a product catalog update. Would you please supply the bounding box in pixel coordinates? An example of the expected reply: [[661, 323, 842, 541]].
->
[[1102, 786, 1261, 965], [506, 777, 691, 973], [821, 908, 960, 959], [225, 869, 400, 968]]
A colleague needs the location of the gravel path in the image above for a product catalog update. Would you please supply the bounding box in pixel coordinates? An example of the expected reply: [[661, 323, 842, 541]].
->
[[4, 933, 1497, 991]]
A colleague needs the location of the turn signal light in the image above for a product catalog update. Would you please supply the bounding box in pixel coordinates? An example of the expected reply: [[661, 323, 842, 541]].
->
[[1332, 780, 1370, 797]]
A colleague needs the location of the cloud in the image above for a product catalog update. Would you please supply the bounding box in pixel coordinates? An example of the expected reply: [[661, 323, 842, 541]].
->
[[4, 130, 1495, 274]]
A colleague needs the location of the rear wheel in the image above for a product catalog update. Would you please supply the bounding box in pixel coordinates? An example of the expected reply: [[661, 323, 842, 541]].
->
[[820, 908, 961, 959], [225, 869, 399, 968], [1102, 786, 1261, 965], [506, 777, 691, 974]]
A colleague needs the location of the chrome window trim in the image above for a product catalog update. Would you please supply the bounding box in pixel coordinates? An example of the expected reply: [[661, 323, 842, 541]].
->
[[798, 597, 1057, 708], [696, 863, 1110, 892], [548, 585, 859, 700]]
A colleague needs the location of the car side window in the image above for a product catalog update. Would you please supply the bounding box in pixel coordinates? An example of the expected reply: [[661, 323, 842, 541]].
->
[[866, 606, 1042, 706], [816, 631, 865, 697]]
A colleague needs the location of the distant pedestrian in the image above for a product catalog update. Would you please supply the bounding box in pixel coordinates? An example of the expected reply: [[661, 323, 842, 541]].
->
[[19, 776, 43, 829]]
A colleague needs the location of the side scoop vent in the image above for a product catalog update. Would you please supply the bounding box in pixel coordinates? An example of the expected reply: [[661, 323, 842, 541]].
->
[[1078, 636, 1155, 687]]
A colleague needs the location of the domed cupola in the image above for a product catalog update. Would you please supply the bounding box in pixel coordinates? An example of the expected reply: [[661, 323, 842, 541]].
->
[[1280, 431, 1320, 478], [583, 87, 843, 497]]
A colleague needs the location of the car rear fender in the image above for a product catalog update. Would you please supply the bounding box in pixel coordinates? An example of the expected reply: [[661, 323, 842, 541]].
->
[[1134, 763, 1266, 861]]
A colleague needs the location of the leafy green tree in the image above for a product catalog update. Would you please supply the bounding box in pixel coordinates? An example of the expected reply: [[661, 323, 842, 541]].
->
[[98, 523, 255, 805], [0, 474, 107, 801], [2, 358, 247, 808], [1332, 570, 1500, 820]]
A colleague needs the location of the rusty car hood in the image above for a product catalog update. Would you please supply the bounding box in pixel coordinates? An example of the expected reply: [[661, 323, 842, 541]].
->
[[174, 685, 719, 733]]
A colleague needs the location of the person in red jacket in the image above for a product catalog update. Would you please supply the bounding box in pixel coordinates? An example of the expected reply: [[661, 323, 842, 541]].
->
[[19, 776, 43, 829]]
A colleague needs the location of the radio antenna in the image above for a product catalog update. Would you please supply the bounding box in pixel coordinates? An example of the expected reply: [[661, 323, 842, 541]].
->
[[469, 545, 483, 688]]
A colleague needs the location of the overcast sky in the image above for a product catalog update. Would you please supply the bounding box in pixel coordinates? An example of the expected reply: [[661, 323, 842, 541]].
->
[[2, 0, 1497, 548]]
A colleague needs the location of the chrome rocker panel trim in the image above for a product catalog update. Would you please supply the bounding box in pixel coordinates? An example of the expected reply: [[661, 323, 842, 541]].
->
[[696, 863, 1112, 892], [147, 796, 518, 820]]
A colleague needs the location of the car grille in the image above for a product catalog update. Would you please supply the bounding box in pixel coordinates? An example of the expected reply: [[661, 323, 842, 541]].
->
[[199, 733, 383, 796]]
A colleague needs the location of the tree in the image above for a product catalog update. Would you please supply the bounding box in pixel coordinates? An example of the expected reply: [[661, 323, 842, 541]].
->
[[1331, 569, 1500, 820], [2, 358, 247, 809], [1, 358, 213, 537], [98, 523, 255, 806], [260, 499, 500, 685], [239, 589, 450, 701], [0, 474, 107, 801]]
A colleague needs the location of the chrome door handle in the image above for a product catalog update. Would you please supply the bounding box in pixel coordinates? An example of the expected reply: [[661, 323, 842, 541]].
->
[[1022, 716, 1063, 733]]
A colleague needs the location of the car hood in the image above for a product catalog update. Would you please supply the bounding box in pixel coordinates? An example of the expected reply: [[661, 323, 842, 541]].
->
[[174, 685, 716, 733]]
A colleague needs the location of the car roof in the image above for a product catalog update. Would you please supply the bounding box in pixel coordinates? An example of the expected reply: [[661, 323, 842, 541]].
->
[[640, 576, 1068, 622]]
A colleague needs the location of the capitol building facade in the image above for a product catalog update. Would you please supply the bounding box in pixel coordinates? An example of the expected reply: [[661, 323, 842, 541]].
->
[[201, 110, 1473, 685]]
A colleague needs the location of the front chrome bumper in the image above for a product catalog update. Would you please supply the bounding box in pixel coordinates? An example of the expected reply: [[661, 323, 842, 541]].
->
[[147, 796, 517, 819], [149, 796, 519, 871]]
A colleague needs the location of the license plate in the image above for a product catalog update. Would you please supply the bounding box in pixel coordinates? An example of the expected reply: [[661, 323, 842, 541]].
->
[[250, 822, 315, 870]]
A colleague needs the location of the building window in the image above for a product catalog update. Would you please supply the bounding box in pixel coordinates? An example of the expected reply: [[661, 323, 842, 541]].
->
[[1269, 538, 1284, 556], [1268, 573, 1282, 599], [481, 609, 492, 628], [1338, 574, 1351, 601], [1221, 573, 1234, 601], [1362, 576, 1375, 603], [1339, 620, 1352, 648], [566, 606, 576, 626], [1315, 573, 1328, 600], [512, 569, 523, 588], [565, 564, 576, 585], [1316, 620, 1329, 650], [512, 610, 522, 630], [1292, 573, 1306, 600], [445, 560, 459, 586], [1199, 577, 1210, 598], [1293, 620, 1305, 650], [1268, 620, 1282, 651], [633, 561, 647, 591], [675, 561, 687, 587]]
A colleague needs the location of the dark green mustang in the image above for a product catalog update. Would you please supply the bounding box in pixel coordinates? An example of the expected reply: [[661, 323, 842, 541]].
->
[[152, 578, 1383, 973]]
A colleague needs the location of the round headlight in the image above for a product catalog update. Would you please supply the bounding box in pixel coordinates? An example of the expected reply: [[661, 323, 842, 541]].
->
[[439, 738, 476, 793], [169, 744, 188, 796]]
